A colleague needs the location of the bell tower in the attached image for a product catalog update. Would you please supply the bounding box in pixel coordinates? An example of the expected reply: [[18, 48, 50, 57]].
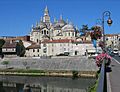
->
[[43, 6, 50, 26]]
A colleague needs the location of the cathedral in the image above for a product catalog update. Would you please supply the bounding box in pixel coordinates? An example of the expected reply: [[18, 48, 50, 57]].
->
[[30, 6, 80, 43], [25, 6, 93, 57]]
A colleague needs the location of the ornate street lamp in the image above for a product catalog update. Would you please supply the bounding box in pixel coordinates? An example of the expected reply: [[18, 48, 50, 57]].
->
[[102, 11, 113, 52]]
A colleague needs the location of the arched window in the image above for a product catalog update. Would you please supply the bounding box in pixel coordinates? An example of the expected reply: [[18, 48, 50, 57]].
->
[[42, 31, 43, 34], [47, 31, 48, 34], [72, 32, 74, 36], [37, 39, 39, 43], [44, 30, 46, 35], [68, 32, 70, 36]]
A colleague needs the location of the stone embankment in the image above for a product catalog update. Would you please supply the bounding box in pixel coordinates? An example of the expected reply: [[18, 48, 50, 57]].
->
[[0, 56, 98, 77], [0, 70, 97, 78]]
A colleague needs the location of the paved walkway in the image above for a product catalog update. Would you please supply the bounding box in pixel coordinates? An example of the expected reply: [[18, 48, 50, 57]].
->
[[108, 58, 120, 92]]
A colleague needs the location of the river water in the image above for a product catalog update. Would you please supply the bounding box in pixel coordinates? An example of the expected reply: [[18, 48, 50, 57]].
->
[[0, 75, 96, 92]]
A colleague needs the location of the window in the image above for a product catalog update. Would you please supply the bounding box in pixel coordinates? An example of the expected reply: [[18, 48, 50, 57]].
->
[[6, 49, 7, 51], [52, 49, 54, 52], [37, 39, 39, 43], [44, 30, 46, 35], [65, 33, 67, 36], [42, 31, 43, 34], [47, 31, 48, 34], [37, 49, 39, 52], [68, 32, 70, 36], [64, 48, 66, 51], [72, 32, 74, 36], [33, 49, 35, 52], [43, 44, 46, 47], [43, 48, 47, 53], [52, 44, 54, 47], [106, 38, 108, 41]]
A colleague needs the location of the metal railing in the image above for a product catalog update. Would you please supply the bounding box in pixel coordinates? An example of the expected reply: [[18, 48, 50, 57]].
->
[[97, 59, 107, 92]]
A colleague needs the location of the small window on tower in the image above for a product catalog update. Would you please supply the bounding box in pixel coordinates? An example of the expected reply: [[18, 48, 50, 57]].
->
[[44, 30, 46, 35], [47, 31, 48, 34], [37, 39, 39, 43]]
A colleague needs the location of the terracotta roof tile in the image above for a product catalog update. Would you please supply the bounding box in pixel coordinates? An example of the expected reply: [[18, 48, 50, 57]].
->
[[3, 41, 16, 48], [42, 39, 75, 43], [27, 44, 40, 49]]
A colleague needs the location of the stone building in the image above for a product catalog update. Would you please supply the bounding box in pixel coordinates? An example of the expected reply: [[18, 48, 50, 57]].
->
[[25, 6, 96, 57]]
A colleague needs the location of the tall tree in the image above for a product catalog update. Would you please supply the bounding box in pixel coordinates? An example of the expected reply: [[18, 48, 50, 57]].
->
[[0, 39, 5, 58], [0, 39, 5, 48], [16, 40, 26, 57], [81, 25, 88, 33], [80, 25, 89, 36]]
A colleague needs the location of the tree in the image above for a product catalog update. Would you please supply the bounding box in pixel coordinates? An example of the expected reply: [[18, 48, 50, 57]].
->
[[16, 40, 26, 57], [90, 26, 102, 40], [80, 25, 88, 33], [2, 61, 9, 69], [0, 39, 5, 48], [0, 39, 5, 58]]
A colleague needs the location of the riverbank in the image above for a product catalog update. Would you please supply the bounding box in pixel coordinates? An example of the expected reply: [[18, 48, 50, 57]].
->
[[0, 69, 97, 78]]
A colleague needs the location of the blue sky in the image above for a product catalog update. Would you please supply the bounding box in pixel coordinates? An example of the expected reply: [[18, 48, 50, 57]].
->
[[0, 0, 120, 36]]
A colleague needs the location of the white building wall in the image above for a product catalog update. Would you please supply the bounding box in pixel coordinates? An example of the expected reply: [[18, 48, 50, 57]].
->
[[25, 48, 42, 57]]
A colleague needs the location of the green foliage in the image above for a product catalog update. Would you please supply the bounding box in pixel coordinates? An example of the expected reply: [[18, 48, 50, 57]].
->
[[88, 79, 98, 92], [0, 39, 5, 56], [72, 71, 78, 78], [1, 61, 9, 68], [0, 69, 45, 73], [0, 39, 5, 48], [16, 40, 26, 57], [80, 25, 89, 33]]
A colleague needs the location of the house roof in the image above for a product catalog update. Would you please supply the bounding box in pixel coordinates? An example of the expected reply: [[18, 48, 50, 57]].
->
[[3, 41, 16, 48], [105, 34, 118, 37], [42, 39, 75, 43], [26, 44, 40, 49]]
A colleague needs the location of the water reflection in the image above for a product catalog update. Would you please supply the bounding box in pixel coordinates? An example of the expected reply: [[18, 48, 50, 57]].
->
[[0, 75, 96, 92]]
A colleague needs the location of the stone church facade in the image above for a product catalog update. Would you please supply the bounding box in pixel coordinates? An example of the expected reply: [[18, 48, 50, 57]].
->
[[25, 6, 94, 57]]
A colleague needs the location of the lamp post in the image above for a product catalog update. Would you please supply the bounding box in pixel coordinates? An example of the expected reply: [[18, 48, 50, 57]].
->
[[102, 11, 113, 52]]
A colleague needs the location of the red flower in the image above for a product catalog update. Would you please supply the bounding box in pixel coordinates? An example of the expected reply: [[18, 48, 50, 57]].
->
[[96, 52, 111, 67]]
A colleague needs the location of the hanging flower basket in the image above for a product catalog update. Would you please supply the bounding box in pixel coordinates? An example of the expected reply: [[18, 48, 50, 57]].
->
[[96, 52, 111, 67]]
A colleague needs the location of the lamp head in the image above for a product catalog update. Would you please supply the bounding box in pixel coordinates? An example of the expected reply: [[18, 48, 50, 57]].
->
[[107, 18, 113, 26]]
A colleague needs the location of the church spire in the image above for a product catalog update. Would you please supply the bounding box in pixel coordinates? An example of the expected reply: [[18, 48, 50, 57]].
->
[[40, 17, 43, 22], [60, 14, 63, 20], [44, 6, 49, 16], [54, 17, 57, 23], [43, 6, 50, 24]]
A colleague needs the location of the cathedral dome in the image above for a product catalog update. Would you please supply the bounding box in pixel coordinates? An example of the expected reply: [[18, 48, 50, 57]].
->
[[62, 24, 75, 32], [53, 20, 66, 29], [40, 21, 47, 29], [58, 19, 66, 27]]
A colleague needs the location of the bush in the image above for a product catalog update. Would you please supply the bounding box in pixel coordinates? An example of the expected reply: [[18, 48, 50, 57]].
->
[[72, 71, 78, 78]]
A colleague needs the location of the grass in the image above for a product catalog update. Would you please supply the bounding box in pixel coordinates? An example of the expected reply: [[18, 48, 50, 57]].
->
[[88, 79, 98, 92], [88, 71, 100, 92], [0, 69, 45, 73]]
